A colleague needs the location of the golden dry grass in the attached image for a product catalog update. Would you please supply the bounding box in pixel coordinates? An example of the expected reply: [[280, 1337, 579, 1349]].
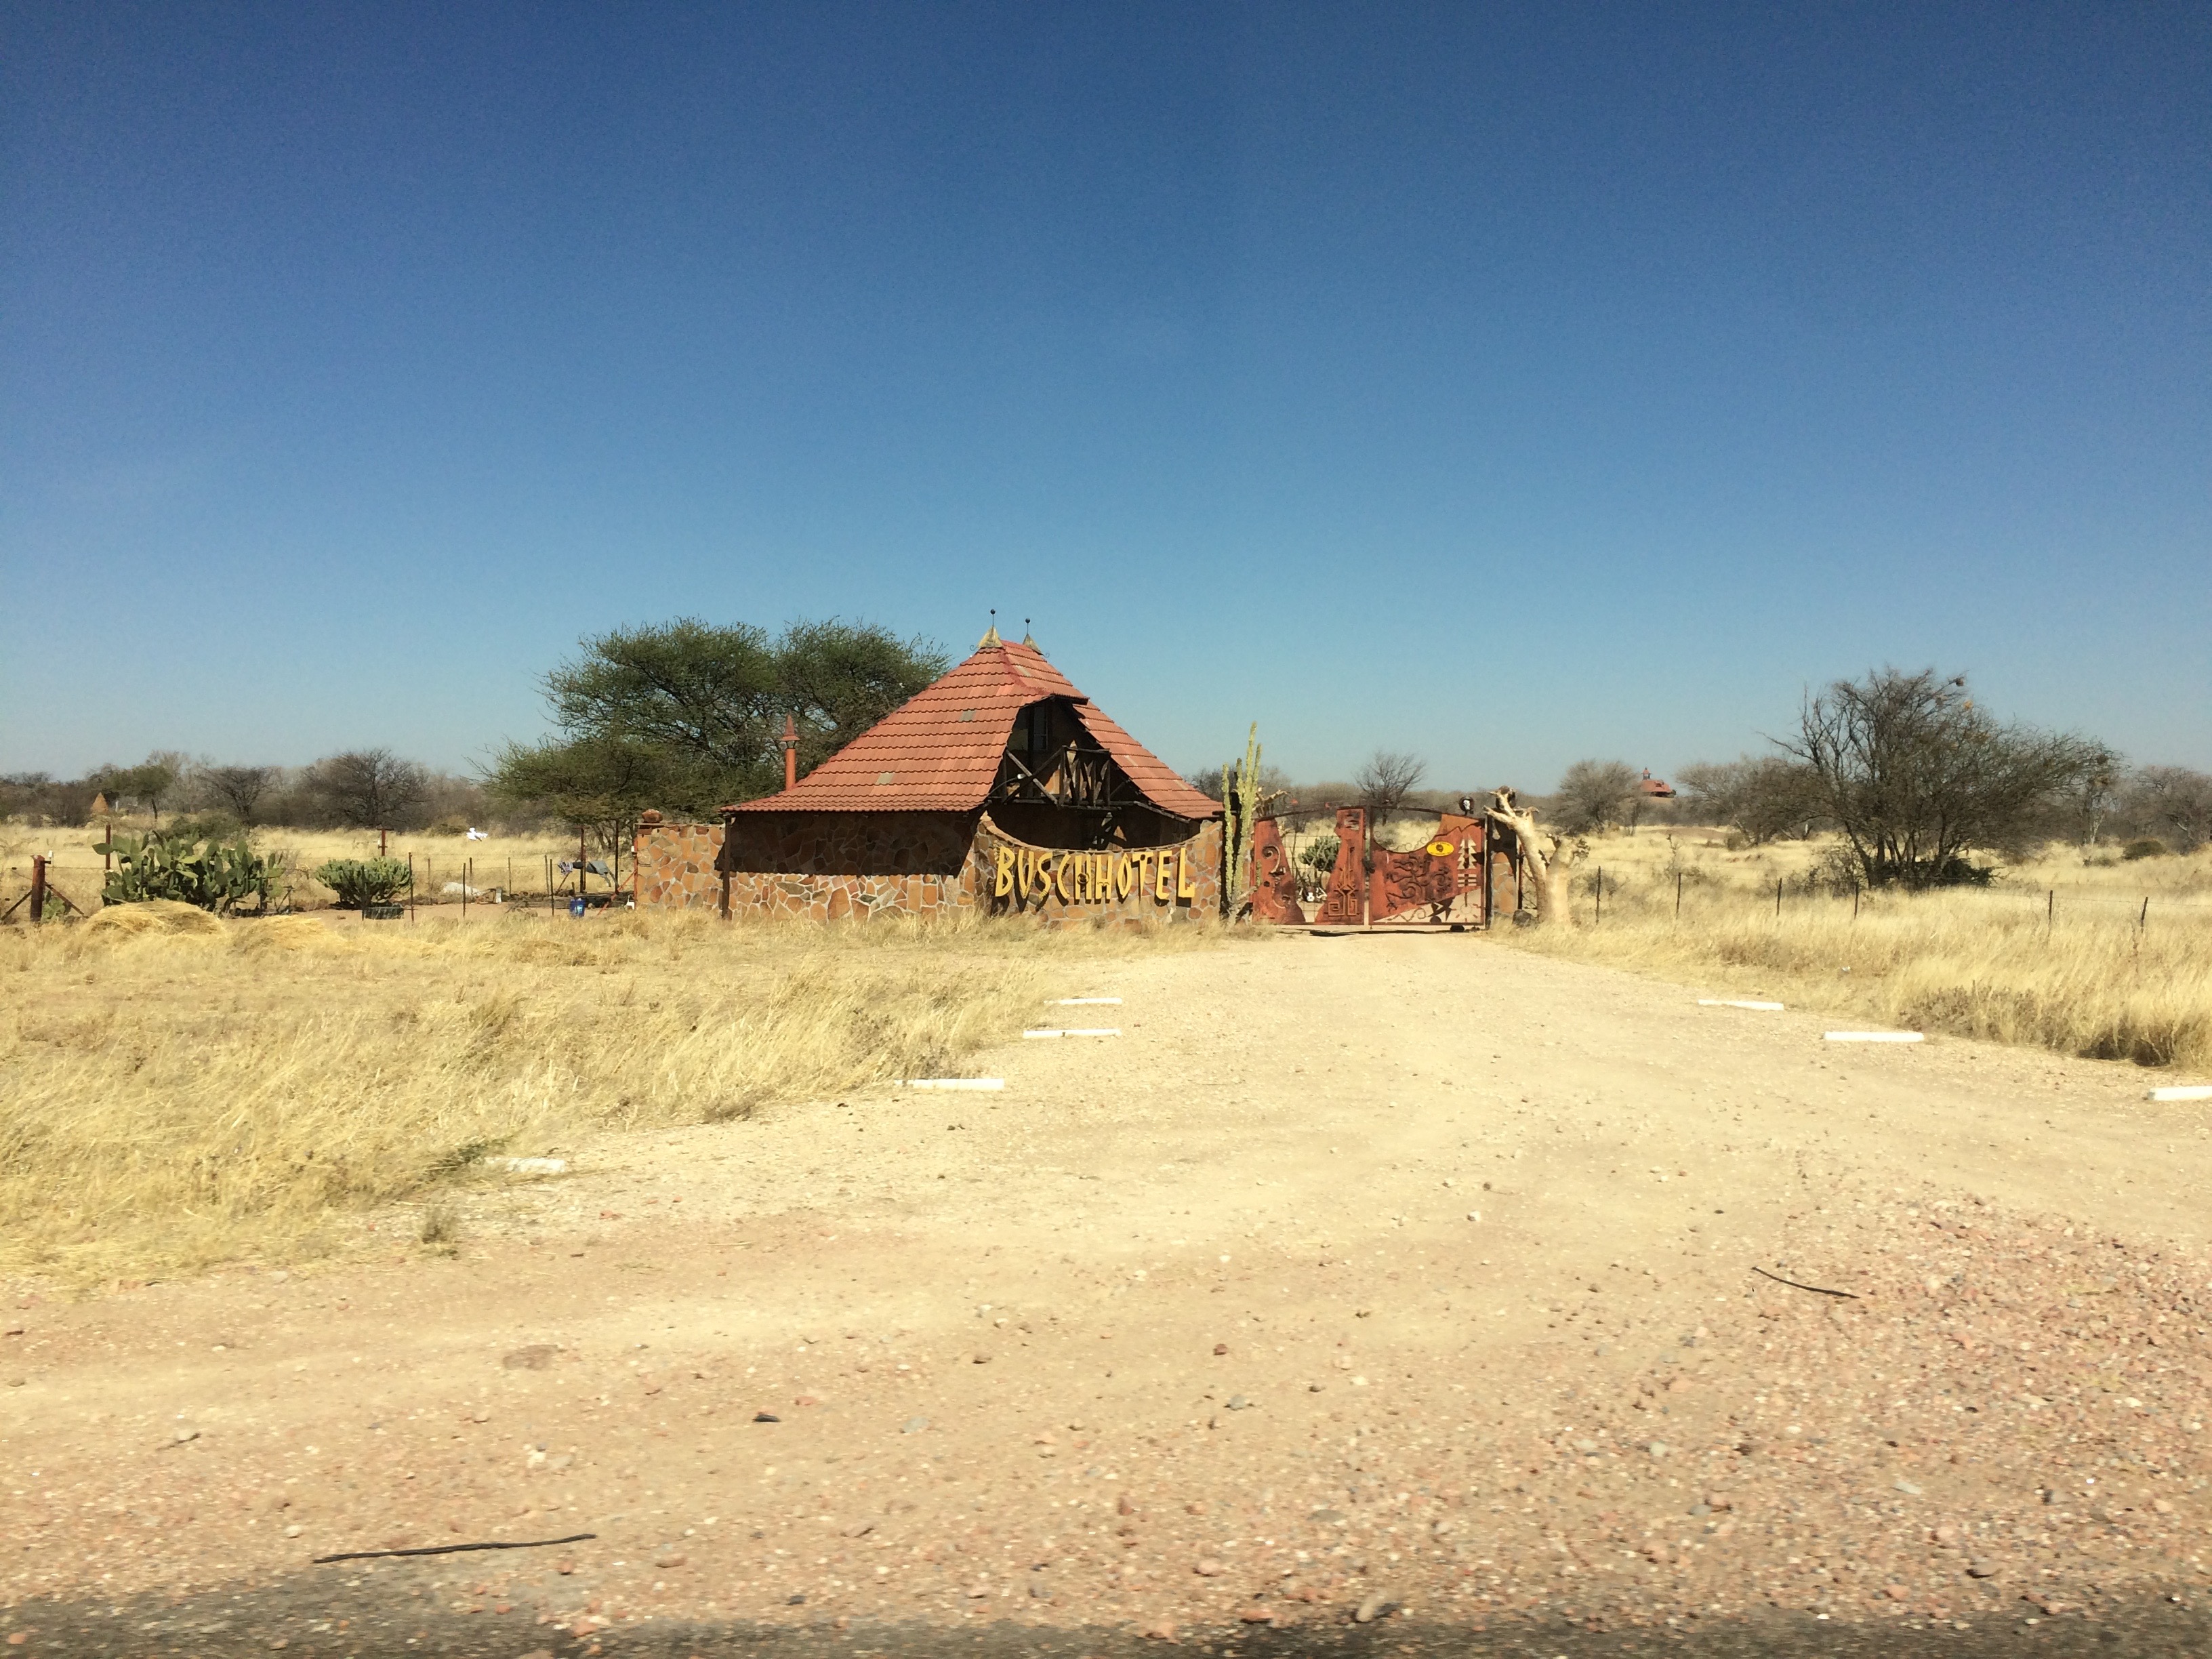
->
[[0, 905, 1218, 1285], [1500, 827, 2212, 1073]]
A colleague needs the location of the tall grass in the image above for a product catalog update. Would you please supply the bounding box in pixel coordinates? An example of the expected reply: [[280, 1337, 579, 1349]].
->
[[0, 905, 1214, 1284], [1504, 831, 2212, 1072]]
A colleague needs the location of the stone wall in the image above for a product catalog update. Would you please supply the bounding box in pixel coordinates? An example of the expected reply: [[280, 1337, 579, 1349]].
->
[[634, 810, 1224, 925], [634, 821, 724, 911]]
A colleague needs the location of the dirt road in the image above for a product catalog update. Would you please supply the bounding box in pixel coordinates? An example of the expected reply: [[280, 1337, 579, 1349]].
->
[[7, 932, 2211, 1656]]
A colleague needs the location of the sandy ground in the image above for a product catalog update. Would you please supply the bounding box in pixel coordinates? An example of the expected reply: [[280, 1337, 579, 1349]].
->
[[6, 931, 2212, 1656]]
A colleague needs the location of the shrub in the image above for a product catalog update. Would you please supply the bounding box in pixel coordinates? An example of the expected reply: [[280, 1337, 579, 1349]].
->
[[2123, 838, 2170, 861], [97, 831, 286, 915], [312, 857, 413, 908]]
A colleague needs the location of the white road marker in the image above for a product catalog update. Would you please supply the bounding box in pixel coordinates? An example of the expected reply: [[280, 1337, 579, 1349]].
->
[[1824, 1031, 1925, 1044], [1055, 997, 1122, 1005], [1698, 999, 1786, 1011], [1023, 1028, 1121, 1039], [2148, 1085, 2212, 1102], [895, 1078, 1006, 1090]]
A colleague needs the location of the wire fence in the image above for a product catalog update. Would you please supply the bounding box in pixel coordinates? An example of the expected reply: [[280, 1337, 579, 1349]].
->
[[0, 853, 636, 920]]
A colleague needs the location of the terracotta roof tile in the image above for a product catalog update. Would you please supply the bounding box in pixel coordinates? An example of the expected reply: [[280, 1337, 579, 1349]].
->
[[730, 640, 1217, 819]]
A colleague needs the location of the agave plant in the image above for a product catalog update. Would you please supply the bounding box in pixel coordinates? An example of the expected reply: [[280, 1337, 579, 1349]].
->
[[96, 831, 288, 915]]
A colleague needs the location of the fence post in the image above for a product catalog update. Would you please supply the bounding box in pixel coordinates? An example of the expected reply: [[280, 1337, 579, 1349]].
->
[[409, 853, 416, 922], [2047, 889, 2053, 930], [1675, 869, 1682, 919], [1775, 874, 1782, 919], [29, 854, 47, 924], [1595, 867, 1602, 926]]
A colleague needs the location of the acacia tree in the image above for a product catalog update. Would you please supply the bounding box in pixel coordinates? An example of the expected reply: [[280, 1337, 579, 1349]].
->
[[311, 749, 431, 829], [1676, 756, 1826, 844], [1786, 668, 2106, 888], [2120, 766, 2212, 852], [1553, 759, 1638, 834], [1353, 750, 1426, 825], [493, 617, 947, 821], [201, 764, 279, 825]]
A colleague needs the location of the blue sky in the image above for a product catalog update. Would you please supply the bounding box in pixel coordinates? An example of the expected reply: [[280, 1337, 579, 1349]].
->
[[4, 3, 2207, 790]]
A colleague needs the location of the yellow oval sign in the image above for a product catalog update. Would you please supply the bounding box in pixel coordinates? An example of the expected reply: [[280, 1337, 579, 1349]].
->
[[1425, 839, 1456, 858]]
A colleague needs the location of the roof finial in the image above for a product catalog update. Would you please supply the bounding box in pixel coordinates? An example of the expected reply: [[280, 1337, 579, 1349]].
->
[[1021, 616, 1037, 649], [978, 607, 1002, 649]]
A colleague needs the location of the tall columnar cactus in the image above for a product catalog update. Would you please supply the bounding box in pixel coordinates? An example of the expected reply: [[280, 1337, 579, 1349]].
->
[[1224, 722, 1263, 911]]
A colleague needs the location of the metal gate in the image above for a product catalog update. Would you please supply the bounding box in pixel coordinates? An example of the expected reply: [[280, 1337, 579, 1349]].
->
[[1248, 805, 1517, 928]]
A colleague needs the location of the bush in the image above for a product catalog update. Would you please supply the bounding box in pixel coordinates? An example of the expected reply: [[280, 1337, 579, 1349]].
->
[[97, 831, 287, 915], [312, 857, 413, 908], [2123, 838, 2170, 861]]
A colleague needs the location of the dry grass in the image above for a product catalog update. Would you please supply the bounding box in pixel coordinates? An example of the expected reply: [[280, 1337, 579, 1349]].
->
[[0, 904, 1218, 1285], [1501, 827, 2212, 1073]]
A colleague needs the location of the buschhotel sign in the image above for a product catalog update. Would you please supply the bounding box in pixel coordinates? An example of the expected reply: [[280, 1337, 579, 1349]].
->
[[992, 842, 1200, 905]]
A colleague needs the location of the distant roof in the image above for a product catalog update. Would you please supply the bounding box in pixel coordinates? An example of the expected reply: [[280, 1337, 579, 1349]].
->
[[1637, 770, 1677, 798], [729, 634, 1220, 820]]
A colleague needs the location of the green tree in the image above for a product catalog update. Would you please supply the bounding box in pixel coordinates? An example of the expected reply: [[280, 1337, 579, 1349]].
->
[[491, 617, 947, 823], [1787, 668, 2108, 888]]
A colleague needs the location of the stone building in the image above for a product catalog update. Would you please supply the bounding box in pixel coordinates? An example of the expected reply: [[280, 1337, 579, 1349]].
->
[[634, 628, 1223, 922]]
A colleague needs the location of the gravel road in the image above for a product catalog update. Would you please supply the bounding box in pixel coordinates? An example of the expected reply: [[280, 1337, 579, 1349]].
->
[[6, 931, 2209, 1654]]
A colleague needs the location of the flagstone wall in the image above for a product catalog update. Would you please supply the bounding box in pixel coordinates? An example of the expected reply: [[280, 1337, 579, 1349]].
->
[[634, 810, 1223, 924]]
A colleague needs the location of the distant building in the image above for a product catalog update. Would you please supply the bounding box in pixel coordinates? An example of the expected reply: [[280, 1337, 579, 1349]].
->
[[1636, 769, 1676, 800]]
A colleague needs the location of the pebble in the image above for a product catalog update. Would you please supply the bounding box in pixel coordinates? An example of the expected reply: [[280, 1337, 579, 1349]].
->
[[902, 1416, 929, 1434], [1193, 1559, 1224, 1577], [1894, 1479, 1923, 1496], [1354, 1592, 1396, 1623], [752, 1412, 780, 1423], [500, 1345, 558, 1371], [1225, 1394, 1250, 1410], [1646, 1441, 1668, 1458]]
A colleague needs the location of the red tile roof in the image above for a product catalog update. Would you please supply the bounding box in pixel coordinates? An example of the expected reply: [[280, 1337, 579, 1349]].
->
[[729, 636, 1221, 820]]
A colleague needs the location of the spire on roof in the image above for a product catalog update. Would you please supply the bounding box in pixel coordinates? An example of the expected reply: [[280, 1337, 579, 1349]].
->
[[1021, 616, 1037, 649], [979, 608, 1002, 649]]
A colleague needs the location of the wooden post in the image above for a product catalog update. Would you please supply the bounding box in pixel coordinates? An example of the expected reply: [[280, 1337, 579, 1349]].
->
[[408, 853, 416, 922], [1595, 867, 1603, 926], [2047, 889, 2053, 930], [1775, 874, 1782, 919], [1675, 869, 1683, 919], [462, 857, 469, 922], [29, 855, 47, 924]]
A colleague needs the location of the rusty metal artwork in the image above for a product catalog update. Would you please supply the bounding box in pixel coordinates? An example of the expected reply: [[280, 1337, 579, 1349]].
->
[[1315, 806, 1368, 925], [1245, 816, 1305, 924], [1300, 805, 1492, 928]]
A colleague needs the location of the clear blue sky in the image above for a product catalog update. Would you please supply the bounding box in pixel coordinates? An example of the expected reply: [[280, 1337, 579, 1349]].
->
[[4, 3, 2207, 791]]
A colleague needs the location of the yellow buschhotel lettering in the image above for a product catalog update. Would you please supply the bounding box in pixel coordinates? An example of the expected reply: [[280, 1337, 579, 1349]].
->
[[1094, 852, 1111, 902], [1070, 853, 1087, 902], [1053, 853, 1075, 903], [1113, 852, 1134, 899], [1155, 847, 1174, 901], [1031, 851, 1051, 901], [1135, 850, 1155, 900], [1177, 847, 1196, 901], [994, 844, 1015, 898]]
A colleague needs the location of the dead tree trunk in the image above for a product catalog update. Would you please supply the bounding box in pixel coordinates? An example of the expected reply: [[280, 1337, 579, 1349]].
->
[[1484, 787, 1577, 928]]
